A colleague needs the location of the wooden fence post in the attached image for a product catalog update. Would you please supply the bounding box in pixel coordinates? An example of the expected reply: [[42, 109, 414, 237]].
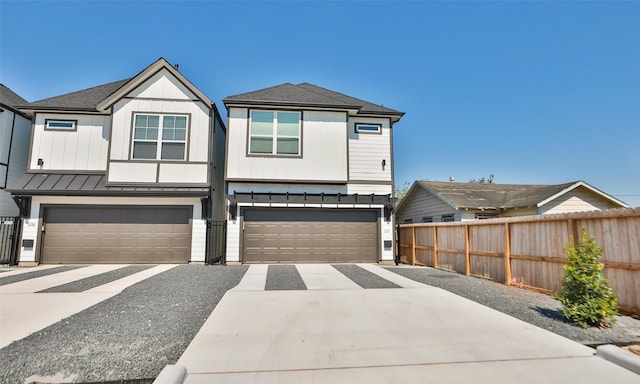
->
[[465, 224, 470, 276], [433, 226, 438, 269], [411, 226, 416, 266], [504, 222, 512, 285]]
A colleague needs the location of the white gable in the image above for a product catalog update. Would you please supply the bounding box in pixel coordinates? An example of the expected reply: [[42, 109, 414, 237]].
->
[[126, 68, 198, 100]]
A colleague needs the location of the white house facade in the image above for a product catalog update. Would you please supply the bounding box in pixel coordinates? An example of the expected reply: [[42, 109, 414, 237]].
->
[[0, 85, 31, 217], [8, 58, 226, 265], [223, 83, 404, 264]]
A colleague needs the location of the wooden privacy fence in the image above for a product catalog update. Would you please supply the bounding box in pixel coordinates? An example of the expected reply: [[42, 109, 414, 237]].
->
[[398, 207, 640, 314]]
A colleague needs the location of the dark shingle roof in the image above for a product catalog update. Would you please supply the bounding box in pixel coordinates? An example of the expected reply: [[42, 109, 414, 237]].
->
[[0, 84, 28, 106], [18, 79, 130, 111], [417, 180, 579, 209], [224, 82, 404, 117], [7, 173, 209, 197]]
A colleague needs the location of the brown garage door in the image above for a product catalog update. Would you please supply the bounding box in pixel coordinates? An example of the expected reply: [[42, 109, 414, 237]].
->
[[41, 206, 191, 264], [243, 209, 378, 263]]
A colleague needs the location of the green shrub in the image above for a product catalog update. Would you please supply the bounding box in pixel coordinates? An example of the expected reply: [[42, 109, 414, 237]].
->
[[556, 229, 618, 328]]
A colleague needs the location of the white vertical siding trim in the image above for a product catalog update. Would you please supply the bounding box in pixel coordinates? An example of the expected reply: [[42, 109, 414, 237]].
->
[[225, 108, 348, 182], [226, 219, 241, 262], [381, 217, 394, 261], [348, 117, 392, 182], [108, 162, 157, 183], [29, 114, 109, 171], [158, 163, 208, 184], [190, 219, 207, 262], [17, 218, 39, 263]]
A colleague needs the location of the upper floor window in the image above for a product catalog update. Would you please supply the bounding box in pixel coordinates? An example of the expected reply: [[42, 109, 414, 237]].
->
[[249, 110, 300, 156], [355, 123, 381, 134], [45, 119, 77, 131], [132, 114, 188, 160]]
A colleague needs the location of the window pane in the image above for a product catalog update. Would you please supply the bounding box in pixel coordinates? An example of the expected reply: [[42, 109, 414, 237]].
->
[[175, 116, 187, 129], [135, 115, 147, 128], [148, 115, 159, 127], [250, 137, 273, 154], [161, 142, 185, 160], [134, 128, 146, 139], [163, 116, 175, 128], [277, 112, 299, 136], [276, 138, 299, 155], [251, 111, 273, 136], [147, 127, 158, 140], [133, 142, 157, 159], [163, 128, 175, 140], [175, 127, 186, 140]]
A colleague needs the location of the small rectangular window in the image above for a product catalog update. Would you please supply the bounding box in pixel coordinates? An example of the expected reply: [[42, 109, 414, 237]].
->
[[45, 119, 77, 131], [441, 214, 455, 222], [355, 123, 381, 134], [403, 218, 413, 224], [422, 217, 433, 223]]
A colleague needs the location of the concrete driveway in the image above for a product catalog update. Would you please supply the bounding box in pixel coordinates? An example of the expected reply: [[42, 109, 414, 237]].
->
[[177, 264, 639, 383]]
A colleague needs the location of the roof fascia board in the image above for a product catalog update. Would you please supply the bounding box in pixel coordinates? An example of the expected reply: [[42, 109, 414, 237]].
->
[[537, 181, 629, 208], [97, 58, 212, 111]]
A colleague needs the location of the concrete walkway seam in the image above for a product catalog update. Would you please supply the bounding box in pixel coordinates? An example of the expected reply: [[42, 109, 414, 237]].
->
[[596, 344, 640, 375], [152, 365, 187, 384]]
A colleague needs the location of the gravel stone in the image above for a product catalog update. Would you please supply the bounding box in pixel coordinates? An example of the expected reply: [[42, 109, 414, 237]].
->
[[0, 264, 248, 384], [0, 265, 84, 286], [333, 264, 401, 289], [265, 265, 306, 290], [385, 266, 640, 346], [39, 265, 155, 293]]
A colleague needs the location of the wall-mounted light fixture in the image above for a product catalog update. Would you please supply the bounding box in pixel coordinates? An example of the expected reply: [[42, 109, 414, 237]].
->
[[382, 159, 386, 170], [37, 158, 44, 166]]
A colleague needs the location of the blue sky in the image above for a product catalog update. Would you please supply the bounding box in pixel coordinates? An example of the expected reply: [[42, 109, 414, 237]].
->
[[1, 1, 639, 207]]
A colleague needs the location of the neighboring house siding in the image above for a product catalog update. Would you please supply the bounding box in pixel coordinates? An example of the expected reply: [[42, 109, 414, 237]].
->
[[225, 108, 348, 182], [1, 109, 31, 216], [397, 188, 456, 223], [348, 118, 392, 182], [29, 114, 109, 171], [539, 187, 617, 215], [501, 207, 537, 217], [107, 71, 210, 185]]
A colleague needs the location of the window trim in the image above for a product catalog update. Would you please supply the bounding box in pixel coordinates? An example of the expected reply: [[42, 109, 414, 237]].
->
[[45, 119, 77, 131], [355, 123, 382, 134], [130, 112, 190, 161], [247, 109, 302, 157]]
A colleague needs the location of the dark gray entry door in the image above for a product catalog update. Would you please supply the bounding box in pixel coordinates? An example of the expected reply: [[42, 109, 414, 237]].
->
[[243, 208, 378, 263], [41, 206, 191, 264]]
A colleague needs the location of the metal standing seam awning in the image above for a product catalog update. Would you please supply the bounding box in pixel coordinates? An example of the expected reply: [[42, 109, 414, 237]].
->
[[228, 191, 396, 220]]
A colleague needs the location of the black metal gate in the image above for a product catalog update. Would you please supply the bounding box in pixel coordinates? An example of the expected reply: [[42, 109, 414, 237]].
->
[[206, 220, 227, 265], [0, 216, 20, 265]]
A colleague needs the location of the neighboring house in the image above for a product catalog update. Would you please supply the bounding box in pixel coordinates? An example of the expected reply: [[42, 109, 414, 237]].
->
[[7, 58, 226, 265], [223, 83, 404, 263], [396, 180, 628, 223], [0, 85, 32, 217]]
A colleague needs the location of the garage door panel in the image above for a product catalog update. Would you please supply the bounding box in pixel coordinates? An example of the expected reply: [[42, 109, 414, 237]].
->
[[42, 206, 191, 264], [243, 209, 378, 263]]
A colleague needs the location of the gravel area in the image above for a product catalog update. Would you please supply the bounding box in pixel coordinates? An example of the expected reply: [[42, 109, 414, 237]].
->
[[265, 265, 307, 290], [0, 264, 248, 384], [333, 264, 401, 289], [0, 265, 84, 286], [385, 266, 640, 346], [39, 265, 155, 293]]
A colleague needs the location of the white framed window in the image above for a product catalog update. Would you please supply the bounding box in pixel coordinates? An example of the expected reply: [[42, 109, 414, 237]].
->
[[249, 110, 300, 156], [132, 113, 188, 160], [45, 119, 77, 131], [355, 123, 381, 134]]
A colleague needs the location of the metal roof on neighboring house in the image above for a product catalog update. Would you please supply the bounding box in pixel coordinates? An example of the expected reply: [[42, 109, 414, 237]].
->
[[401, 180, 628, 211], [17, 79, 131, 112], [7, 173, 209, 197], [224, 82, 404, 119]]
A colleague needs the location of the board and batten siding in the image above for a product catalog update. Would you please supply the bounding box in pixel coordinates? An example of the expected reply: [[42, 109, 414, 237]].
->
[[347, 183, 393, 195], [396, 187, 457, 223], [29, 114, 110, 172], [108, 69, 210, 184], [226, 108, 348, 182], [1, 109, 31, 216], [539, 187, 620, 215], [348, 118, 392, 183]]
